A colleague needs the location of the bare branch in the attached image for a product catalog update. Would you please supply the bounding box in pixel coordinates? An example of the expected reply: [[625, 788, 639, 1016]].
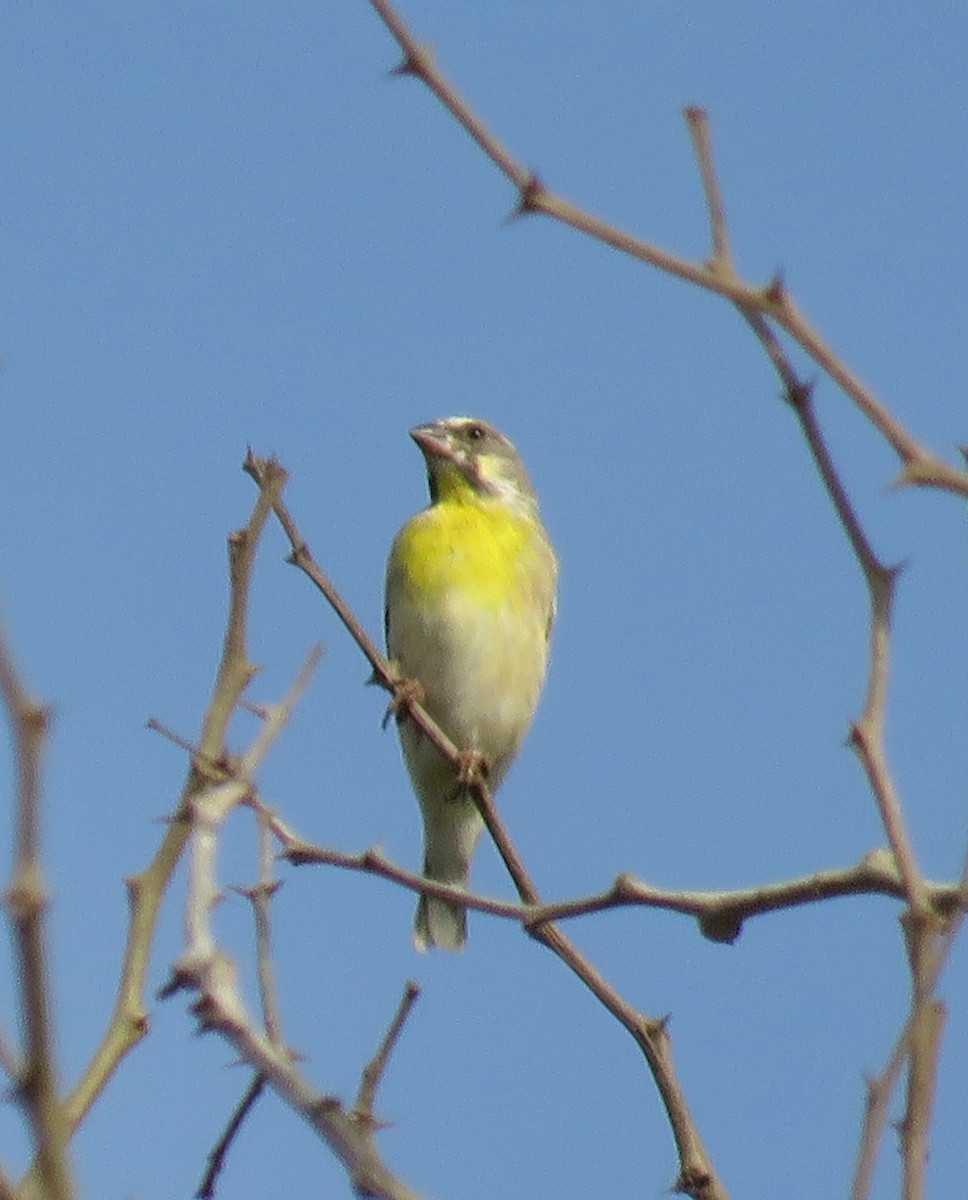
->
[[684, 107, 732, 270], [249, 807, 286, 1044], [196, 800, 293, 1198], [162, 656, 425, 1200], [195, 1076, 265, 1200], [899, 998, 944, 1200], [362, 0, 968, 501], [141, 469, 420, 1198], [354, 982, 421, 1127], [274, 825, 962, 939], [0, 626, 73, 1200], [682, 94, 943, 1198], [852, 849, 968, 1200]]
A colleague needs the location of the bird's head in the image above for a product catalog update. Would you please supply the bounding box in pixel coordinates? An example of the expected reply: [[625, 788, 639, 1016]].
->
[[410, 417, 539, 515]]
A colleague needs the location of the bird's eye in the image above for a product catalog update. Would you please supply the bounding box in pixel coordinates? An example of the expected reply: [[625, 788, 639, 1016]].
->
[[466, 424, 486, 442]]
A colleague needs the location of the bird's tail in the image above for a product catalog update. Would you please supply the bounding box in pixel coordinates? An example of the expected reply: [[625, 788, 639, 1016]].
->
[[413, 791, 482, 951], [413, 887, 467, 952]]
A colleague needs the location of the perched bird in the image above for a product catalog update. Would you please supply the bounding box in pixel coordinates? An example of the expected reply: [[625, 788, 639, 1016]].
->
[[385, 417, 558, 950]]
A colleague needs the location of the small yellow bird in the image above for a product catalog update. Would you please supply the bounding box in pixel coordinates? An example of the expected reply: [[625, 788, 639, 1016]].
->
[[385, 417, 558, 950]]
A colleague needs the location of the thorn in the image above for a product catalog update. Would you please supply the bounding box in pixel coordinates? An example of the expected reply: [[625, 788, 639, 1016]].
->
[[786, 378, 814, 412], [285, 539, 311, 566], [516, 173, 545, 216], [389, 43, 433, 80], [157, 969, 192, 1001], [646, 1013, 671, 1039], [763, 270, 787, 307], [190, 994, 221, 1033]]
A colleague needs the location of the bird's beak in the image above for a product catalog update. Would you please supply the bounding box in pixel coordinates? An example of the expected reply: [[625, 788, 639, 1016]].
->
[[410, 423, 454, 463]]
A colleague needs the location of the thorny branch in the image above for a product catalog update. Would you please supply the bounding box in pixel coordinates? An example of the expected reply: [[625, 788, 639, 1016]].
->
[[161, 642, 423, 1200], [0, 630, 73, 1200], [272, 830, 961, 943], [354, 981, 422, 1127], [154, 470, 423, 1200], [196, 787, 290, 1198], [685, 105, 960, 1200], [366, 0, 968, 501]]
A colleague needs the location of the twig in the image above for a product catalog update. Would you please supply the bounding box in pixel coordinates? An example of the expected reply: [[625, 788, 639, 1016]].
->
[[0, 626, 73, 1200], [684, 107, 732, 270], [163, 646, 320, 999], [243, 453, 387, 679], [195, 795, 293, 1198], [899, 997, 944, 1200], [249, 804, 286, 1044], [195, 1075, 265, 1200], [161, 650, 423, 1200], [354, 982, 421, 1126], [275, 816, 962, 936], [851, 850, 968, 1200], [276, 826, 526, 920]]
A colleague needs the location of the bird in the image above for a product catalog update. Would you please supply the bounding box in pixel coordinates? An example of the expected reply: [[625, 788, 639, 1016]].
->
[[384, 417, 558, 950]]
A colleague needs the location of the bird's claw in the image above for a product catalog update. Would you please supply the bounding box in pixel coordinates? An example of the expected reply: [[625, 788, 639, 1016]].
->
[[455, 750, 489, 788], [381, 672, 426, 730]]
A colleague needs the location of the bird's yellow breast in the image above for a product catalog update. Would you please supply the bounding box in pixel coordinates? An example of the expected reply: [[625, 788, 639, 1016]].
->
[[390, 497, 543, 612]]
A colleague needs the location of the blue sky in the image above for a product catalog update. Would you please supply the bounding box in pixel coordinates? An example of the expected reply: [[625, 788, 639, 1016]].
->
[[1, 2, 967, 1197]]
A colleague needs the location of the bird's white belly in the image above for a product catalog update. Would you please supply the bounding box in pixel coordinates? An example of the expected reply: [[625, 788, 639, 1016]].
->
[[394, 592, 548, 786]]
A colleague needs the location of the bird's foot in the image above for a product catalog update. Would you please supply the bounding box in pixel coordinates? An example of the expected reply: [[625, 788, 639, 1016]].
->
[[381, 668, 426, 730], [455, 749, 489, 789]]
